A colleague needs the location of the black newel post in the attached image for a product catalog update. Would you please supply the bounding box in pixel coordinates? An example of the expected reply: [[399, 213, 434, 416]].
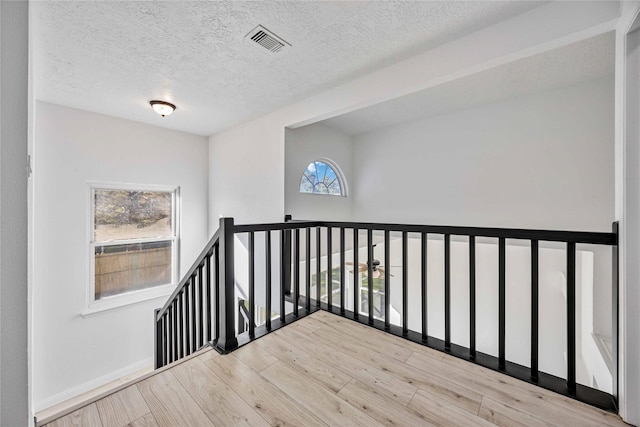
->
[[215, 217, 239, 353]]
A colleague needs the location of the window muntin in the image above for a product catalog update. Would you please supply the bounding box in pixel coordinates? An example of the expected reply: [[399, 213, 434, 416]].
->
[[90, 185, 178, 305], [299, 160, 344, 196]]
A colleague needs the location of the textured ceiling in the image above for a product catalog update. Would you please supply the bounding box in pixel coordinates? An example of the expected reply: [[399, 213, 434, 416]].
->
[[321, 31, 615, 136], [32, 1, 545, 136]]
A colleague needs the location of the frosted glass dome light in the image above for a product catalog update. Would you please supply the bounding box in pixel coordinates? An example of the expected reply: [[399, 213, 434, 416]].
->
[[150, 100, 176, 117]]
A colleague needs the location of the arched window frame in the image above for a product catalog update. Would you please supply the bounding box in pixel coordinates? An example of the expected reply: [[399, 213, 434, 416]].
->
[[299, 158, 348, 197]]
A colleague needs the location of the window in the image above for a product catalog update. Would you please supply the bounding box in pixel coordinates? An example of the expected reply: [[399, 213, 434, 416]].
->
[[299, 159, 346, 196], [88, 183, 178, 311]]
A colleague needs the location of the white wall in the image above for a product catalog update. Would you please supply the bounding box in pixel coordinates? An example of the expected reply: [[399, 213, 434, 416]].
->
[[209, 2, 619, 229], [620, 15, 640, 424], [208, 118, 284, 229], [351, 77, 615, 232], [32, 102, 209, 410], [1, 1, 30, 425], [285, 124, 353, 221]]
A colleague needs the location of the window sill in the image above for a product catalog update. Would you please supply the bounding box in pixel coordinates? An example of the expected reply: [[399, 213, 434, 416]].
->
[[82, 284, 175, 317], [299, 192, 347, 197]]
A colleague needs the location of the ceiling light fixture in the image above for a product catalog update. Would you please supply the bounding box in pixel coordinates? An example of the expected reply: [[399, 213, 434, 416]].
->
[[150, 100, 176, 117]]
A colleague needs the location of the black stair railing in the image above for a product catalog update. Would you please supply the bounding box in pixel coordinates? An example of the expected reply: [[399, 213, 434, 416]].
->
[[155, 216, 619, 413], [154, 217, 319, 369], [153, 222, 221, 369]]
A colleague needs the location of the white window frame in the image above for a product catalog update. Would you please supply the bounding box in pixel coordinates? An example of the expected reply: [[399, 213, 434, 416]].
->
[[84, 181, 180, 315]]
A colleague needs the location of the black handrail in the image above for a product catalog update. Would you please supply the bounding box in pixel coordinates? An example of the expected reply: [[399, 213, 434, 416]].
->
[[235, 220, 616, 245], [154, 216, 619, 413]]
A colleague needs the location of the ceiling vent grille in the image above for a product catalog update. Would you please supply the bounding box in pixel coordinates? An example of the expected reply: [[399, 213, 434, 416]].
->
[[245, 25, 290, 53]]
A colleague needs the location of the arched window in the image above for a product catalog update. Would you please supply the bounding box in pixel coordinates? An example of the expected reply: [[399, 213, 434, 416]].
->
[[299, 159, 346, 196]]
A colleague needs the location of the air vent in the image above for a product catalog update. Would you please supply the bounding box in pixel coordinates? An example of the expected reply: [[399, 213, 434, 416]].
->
[[245, 25, 291, 53]]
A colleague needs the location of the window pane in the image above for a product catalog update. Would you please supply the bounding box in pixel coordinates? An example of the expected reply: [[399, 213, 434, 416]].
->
[[323, 166, 336, 182], [94, 189, 172, 242], [299, 160, 344, 196], [95, 240, 172, 299], [328, 181, 341, 195], [300, 174, 315, 192]]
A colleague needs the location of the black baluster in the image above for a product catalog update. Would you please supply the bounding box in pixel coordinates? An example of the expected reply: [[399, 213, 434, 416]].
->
[[190, 276, 197, 353], [402, 231, 408, 336], [567, 242, 576, 393], [198, 264, 204, 348], [444, 234, 450, 350], [249, 231, 255, 338], [306, 227, 311, 311], [294, 229, 300, 317], [154, 309, 162, 369], [340, 227, 345, 315], [469, 235, 476, 359], [384, 230, 390, 330], [185, 284, 191, 355], [214, 244, 220, 341], [179, 292, 185, 359], [168, 305, 174, 363], [327, 227, 333, 311], [531, 239, 539, 380], [353, 229, 359, 319], [422, 232, 428, 341], [498, 237, 506, 370], [316, 227, 321, 306], [205, 253, 212, 343], [368, 229, 374, 325], [280, 230, 286, 322], [266, 231, 272, 330], [173, 301, 178, 361]]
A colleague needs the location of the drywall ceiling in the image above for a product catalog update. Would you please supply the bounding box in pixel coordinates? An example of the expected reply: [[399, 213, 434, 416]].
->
[[32, 1, 545, 136], [320, 31, 615, 136]]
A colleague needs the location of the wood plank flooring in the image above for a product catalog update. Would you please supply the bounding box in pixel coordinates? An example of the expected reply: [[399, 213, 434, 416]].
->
[[43, 311, 629, 427]]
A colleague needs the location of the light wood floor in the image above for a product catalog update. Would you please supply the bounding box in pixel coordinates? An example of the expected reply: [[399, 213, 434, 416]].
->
[[43, 311, 629, 427]]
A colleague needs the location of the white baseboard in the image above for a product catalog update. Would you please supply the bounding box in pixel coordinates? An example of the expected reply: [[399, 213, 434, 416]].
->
[[34, 357, 153, 414]]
